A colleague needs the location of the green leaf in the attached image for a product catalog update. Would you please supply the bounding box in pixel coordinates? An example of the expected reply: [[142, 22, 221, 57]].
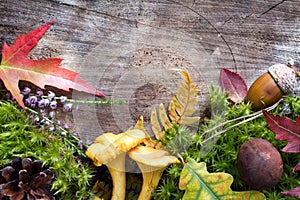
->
[[179, 159, 265, 200]]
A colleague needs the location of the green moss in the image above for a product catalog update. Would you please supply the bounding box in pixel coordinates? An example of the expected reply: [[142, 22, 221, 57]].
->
[[155, 87, 300, 200], [0, 101, 95, 200], [197, 91, 300, 200], [274, 95, 300, 119]]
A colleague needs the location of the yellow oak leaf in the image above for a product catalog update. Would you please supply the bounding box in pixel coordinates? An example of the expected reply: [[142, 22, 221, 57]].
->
[[179, 159, 265, 200]]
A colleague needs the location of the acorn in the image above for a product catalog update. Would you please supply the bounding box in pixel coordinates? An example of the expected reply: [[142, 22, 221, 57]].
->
[[237, 138, 283, 190], [245, 63, 297, 110]]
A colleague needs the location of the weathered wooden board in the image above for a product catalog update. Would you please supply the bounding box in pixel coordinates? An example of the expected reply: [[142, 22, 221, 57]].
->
[[0, 0, 299, 140]]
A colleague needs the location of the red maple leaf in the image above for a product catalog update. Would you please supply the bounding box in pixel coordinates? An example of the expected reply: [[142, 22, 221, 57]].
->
[[263, 110, 300, 153], [0, 21, 105, 108], [263, 110, 300, 198], [220, 68, 247, 103]]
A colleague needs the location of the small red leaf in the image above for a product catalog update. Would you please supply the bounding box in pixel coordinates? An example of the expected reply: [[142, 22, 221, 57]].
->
[[263, 111, 300, 198], [293, 162, 300, 172], [220, 68, 247, 103], [0, 21, 105, 108], [263, 110, 300, 153], [282, 186, 300, 198]]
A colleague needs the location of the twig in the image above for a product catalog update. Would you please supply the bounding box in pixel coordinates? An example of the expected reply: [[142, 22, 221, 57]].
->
[[201, 99, 282, 144]]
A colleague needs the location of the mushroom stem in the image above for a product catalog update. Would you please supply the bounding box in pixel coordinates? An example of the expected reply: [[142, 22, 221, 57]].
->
[[107, 153, 126, 200], [86, 130, 147, 200], [137, 165, 165, 200], [128, 146, 180, 200]]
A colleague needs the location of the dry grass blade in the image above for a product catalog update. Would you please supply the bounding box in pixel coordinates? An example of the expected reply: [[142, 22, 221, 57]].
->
[[201, 99, 282, 144]]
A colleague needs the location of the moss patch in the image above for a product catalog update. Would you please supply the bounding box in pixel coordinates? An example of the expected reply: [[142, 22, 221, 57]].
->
[[155, 88, 300, 200], [0, 101, 95, 200]]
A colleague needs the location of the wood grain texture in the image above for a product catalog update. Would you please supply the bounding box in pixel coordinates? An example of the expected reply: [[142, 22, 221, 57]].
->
[[0, 0, 299, 140]]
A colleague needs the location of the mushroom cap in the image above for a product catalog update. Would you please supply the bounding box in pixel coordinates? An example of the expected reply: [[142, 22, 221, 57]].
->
[[86, 133, 121, 166], [114, 129, 146, 152], [128, 146, 180, 168], [86, 129, 146, 166], [268, 64, 297, 94]]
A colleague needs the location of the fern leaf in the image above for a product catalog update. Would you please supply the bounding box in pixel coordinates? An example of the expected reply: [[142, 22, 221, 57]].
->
[[150, 70, 200, 140], [168, 71, 200, 125], [181, 70, 192, 83], [134, 115, 160, 148], [168, 97, 181, 121], [134, 116, 150, 137], [159, 103, 172, 130], [178, 116, 200, 125], [150, 108, 164, 140]]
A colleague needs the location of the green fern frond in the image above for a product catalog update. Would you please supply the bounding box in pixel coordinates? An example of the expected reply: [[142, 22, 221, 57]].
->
[[151, 70, 200, 140]]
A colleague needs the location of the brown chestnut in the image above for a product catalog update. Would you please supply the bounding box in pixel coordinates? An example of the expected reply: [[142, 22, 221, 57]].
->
[[245, 64, 296, 110], [237, 138, 283, 190]]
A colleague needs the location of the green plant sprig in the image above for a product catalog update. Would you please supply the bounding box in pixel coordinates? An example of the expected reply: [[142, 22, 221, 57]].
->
[[44, 95, 125, 106], [273, 95, 300, 119], [26, 106, 87, 157], [200, 99, 282, 144]]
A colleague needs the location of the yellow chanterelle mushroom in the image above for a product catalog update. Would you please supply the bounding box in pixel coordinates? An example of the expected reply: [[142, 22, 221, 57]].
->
[[128, 146, 180, 200], [86, 129, 146, 200]]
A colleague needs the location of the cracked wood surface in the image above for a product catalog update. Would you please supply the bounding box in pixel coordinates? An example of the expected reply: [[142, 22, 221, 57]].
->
[[0, 0, 299, 139]]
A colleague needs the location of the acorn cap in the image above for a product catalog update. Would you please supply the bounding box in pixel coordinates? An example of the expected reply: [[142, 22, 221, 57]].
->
[[268, 64, 297, 94]]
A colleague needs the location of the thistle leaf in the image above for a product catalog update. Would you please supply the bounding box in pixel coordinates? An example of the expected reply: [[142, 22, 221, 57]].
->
[[179, 159, 265, 200]]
